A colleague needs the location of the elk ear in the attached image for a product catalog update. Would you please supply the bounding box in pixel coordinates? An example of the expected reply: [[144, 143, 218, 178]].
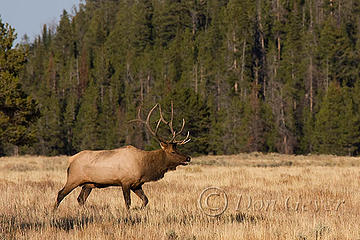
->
[[160, 142, 168, 150]]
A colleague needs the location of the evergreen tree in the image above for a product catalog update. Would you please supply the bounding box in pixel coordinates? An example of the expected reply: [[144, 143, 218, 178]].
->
[[63, 88, 78, 155], [73, 82, 100, 151], [159, 88, 211, 155], [33, 95, 64, 155], [0, 18, 39, 155], [313, 83, 359, 155], [97, 87, 122, 149], [300, 107, 315, 154]]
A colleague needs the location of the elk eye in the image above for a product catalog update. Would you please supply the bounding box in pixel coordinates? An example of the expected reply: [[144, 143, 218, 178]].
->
[[171, 151, 176, 154]]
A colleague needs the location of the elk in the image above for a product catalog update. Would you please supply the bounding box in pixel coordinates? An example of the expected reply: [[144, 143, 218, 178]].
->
[[54, 103, 191, 210]]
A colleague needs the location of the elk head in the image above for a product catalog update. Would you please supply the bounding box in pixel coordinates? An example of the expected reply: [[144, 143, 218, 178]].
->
[[133, 102, 191, 167]]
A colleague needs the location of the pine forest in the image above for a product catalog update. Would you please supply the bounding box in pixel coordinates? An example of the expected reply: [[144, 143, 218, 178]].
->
[[2, 0, 360, 157]]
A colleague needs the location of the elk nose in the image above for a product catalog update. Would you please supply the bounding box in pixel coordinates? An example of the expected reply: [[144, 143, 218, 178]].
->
[[186, 157, 191, 162]]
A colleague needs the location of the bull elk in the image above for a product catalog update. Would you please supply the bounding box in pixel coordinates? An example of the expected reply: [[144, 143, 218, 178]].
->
[[54, 103, 191, 210]]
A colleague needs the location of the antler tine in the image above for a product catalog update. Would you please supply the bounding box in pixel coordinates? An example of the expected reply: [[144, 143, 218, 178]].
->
[[155, 118, 162, 135], [131, 103, 191, 144], [169, 101, 174, 133], [145, 104, 168, 143], [169, 118, 186, 142], [137, 107, 142, 120], [129, 107, 145, 123], [145, 104, 159, 129], [133, 102, 190, 145], [158, 104, 168, 124], [130, 104, 165, 143], [177, 118, 186, 135], [145, 104, 157, 136], [159, 103, 176, 139], [159, 102, 191, 144], [175, 131, 191, 145], [128, 106, 144, 124]]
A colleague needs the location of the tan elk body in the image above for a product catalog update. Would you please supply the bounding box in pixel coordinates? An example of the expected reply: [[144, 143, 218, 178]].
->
[[54, 103, 191, 210]]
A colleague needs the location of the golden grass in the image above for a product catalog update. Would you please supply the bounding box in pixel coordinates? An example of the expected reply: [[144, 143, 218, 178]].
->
[[1, 153, 360, 239]]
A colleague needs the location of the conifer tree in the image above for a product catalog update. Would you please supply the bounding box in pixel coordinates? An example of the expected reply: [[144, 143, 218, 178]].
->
[[313, 83, 359, 155], [160, 88, 210, 155], [0, 18, 39, 155], [73, 82, 100, 151]]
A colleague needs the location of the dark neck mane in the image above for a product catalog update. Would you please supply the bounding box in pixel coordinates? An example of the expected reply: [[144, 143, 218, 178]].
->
[[140, 149, 170, 182]]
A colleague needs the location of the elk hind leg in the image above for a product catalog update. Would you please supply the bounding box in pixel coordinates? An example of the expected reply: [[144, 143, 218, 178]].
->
[[132, 187, 148, 208], [77, 184, 93, 206]]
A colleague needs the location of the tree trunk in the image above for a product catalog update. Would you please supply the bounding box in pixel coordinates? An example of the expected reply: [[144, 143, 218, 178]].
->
[[233, 31, 238, 93], [140, 76, 144, 103], [257, 0, 266, 98], [276, 0, 281, 60], [146, 73, 150, 95], [217, 77, 221, 111], [326, 58, 329, 91], [309, 56, 313, 113], [194, 63, 198, 94], [100, 85, 104, 104], [200, 65, 204, 96], [240, 39, 247, 97], [76, 58, 80, 87], [13, 145, 19, 156], [255, 59, 259, 87]]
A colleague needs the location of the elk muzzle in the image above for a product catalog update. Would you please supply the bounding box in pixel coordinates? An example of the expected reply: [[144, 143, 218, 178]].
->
[[179, 156, 191, 166]]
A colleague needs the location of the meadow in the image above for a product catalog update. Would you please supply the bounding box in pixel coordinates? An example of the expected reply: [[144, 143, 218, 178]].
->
[[1, 153, 360, 239]]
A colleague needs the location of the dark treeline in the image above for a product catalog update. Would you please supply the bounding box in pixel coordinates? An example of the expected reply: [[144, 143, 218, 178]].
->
[[14, 0, 360, 156]]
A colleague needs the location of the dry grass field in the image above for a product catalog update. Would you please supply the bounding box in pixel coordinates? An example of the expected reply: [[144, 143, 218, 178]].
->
[[1, 153, 360, 239]]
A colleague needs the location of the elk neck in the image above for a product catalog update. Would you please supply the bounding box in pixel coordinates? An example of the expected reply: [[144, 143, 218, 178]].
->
[[139, 149, 172, 182]]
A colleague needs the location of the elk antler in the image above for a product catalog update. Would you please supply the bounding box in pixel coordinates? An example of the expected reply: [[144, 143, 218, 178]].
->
[[159, 101, 191, 145], [130, 103, 191, 145], [130, 104, 166, 143]]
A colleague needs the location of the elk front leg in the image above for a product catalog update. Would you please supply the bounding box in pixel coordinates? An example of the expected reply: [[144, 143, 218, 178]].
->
[[54, 182, 79, 210], [122, 185, 131, 210], [132, 187, 148, 208], [77, 184, 93, 206]]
